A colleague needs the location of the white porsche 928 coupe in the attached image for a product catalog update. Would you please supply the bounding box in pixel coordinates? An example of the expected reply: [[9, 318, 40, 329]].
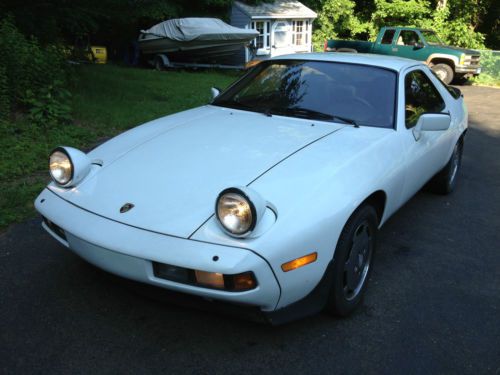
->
[[36, 53, 467, 324]]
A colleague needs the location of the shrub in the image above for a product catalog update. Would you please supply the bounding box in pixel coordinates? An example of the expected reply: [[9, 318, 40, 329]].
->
[[0, 66, 8, 121], [471, 51, 500, 86], [0, 17, 71, 125]]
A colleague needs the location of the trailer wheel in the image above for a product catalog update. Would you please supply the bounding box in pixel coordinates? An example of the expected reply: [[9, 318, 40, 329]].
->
[[154, 57, 164, 71]]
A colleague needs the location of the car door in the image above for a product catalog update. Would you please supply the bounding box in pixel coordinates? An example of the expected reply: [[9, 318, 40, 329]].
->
[[373, 28, 397, 56], [399, 68, 453, 202], [393, 30, 428, 62]]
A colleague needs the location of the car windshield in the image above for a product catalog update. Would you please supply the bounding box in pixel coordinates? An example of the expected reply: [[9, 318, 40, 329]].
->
[[213, 60, 397, 129], [421, 31, 444, 45]]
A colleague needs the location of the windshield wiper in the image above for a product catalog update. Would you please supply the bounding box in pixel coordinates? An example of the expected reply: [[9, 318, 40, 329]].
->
[[272, 107, 359, 127], [272, 107, 333, 120], [330, 114, 359, 128]]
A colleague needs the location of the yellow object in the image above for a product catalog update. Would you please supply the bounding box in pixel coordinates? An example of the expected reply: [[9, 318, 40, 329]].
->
[[232, 272, 256, 291], [88, 46, 107, 64], [281, 252, 318, 272], [459, 53, 465, 66], [195, 270, 225, 289]]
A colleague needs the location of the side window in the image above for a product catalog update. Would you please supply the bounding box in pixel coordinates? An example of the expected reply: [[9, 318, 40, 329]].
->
[[429, 70, 462, 99], [381, 29, 396, 44], [397, 30, 421, 46], [405, 70, 446, 128]]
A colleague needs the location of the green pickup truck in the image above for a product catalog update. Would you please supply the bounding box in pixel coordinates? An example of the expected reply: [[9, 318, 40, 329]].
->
[[325, 27, 481, 84]]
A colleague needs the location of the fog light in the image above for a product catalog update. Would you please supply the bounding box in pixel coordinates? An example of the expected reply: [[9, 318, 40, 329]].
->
[[153, 262, 257, 292], [195, 270, 225, 289], [281, 252, 317, 272], [154, 263, 191, 284]]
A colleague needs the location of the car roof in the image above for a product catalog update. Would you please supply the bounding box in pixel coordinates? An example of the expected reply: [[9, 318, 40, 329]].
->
[[272, 52, 423, 72]]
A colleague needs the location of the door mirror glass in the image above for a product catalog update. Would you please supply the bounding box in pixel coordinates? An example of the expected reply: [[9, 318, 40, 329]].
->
[[414, 42, 425, 49]]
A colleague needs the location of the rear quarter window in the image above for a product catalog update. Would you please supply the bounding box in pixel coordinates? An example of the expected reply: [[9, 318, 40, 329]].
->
[[381, 30, 396, 44]]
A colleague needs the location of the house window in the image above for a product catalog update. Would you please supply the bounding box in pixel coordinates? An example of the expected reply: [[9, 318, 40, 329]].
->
[[251, 21, 270, 49], [292, 20, 309, 46]]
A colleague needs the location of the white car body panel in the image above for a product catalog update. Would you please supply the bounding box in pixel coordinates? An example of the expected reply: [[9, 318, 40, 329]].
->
[[36, 53, 468, 317], [49, 107, 343, 238]]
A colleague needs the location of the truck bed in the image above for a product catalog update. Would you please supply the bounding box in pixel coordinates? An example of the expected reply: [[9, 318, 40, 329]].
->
[[325, 39, 373, 53]]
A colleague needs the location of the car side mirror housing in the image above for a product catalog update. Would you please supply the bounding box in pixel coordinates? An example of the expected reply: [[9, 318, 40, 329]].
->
[[412, 113, 451, 141], [414, 42, 425, 49], [211, 87, 221, 100]]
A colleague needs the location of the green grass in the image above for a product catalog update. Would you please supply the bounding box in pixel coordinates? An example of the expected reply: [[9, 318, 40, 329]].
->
[[471, 73, 500, 87], [0, 64, 240, 230]]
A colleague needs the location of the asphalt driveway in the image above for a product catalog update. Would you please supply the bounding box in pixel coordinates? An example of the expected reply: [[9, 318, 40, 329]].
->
[[1, 85, 499, 374]]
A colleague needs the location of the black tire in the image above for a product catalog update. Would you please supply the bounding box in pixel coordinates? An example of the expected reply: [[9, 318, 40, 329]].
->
[[326, 205, 378, 317], [154, 57, 164, 71], [431, 63, 454, 85], [429, 138, 464, 194]]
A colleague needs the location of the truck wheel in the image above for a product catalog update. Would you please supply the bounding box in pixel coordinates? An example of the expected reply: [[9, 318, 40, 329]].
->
[[431, 63, 454, 84]]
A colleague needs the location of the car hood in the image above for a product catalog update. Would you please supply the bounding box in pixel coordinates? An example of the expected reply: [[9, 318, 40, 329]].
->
[[441, 45, 480, 55], [50, 106, 344, 238]]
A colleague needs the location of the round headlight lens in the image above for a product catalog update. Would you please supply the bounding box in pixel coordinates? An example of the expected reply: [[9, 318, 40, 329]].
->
[[216, 191, 255, 235], [49, 150, 73, 185]]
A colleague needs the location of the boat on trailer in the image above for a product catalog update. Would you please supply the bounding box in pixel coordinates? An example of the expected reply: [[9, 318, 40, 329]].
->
[[138, 18, 258, 69]]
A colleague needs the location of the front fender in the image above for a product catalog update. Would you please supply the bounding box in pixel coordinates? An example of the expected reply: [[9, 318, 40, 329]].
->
[[192, 126, 405, 309]]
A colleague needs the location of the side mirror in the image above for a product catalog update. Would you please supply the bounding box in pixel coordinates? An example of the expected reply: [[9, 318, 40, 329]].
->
[[211, 87, 221, 100], [412, 113, 451, 141], [414, 42, 425, 49], [449, 86, 462, 99]]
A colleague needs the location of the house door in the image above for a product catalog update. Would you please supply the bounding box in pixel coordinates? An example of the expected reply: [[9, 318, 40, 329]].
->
[[271, 21, 292, 57]]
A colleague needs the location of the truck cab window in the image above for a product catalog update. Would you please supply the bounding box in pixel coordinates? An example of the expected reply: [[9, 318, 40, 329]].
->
[[405, 70, 446, 128], [398, 30, 421, 46], [381, 29, 396, 44]]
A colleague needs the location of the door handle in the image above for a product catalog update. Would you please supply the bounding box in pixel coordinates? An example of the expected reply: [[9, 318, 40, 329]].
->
[[392, 48, 398, 52]]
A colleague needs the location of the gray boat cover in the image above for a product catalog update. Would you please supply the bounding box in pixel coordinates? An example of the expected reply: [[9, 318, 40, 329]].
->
[[141, 18, 258, 41]]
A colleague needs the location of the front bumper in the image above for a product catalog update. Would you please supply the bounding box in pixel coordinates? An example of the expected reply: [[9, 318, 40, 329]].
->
[[456, 65, 481, 75], [35, 189, 281, 311]]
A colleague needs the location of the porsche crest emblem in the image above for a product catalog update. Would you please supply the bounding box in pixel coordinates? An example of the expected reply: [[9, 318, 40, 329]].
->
[[120, 203, 134, 213]]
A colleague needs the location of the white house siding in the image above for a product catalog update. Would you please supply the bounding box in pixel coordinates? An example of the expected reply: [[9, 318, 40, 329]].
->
[[229, 2, 317, 65]]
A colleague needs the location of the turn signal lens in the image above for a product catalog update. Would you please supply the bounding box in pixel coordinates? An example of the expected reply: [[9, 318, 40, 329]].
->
[[232, 272, 257, 291], [281, 252, 318, 272]]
